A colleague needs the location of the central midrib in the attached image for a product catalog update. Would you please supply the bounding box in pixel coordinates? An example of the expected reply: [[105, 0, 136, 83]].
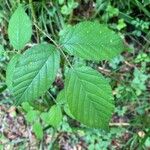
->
[[16, 55, 52, 103]]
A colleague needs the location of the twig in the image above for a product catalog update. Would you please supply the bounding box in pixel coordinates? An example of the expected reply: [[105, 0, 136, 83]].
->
[[109, 122, 130, 126], [124, 61, 135, 68], [47, 91, 57, 104], [98, 67, 111, 73], [33, 23, 73, 69], [141, 35, 150, 44]]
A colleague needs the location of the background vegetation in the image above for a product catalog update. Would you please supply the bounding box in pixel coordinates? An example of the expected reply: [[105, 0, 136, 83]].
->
[[0, 0, 150, 149]]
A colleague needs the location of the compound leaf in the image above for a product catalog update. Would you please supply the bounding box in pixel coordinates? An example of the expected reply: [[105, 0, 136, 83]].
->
[[65, 66, 114, 129], [8, 5, 32, 50], [60, 21, 126, 61], [12, 44, 60, 105]]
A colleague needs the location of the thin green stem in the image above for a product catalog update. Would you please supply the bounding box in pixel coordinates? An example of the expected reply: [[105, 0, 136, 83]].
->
[[6, 0, 11, 11], [34, 23, 57, 46], [33, 23, 73, 69], [47, 91, 57, 104]]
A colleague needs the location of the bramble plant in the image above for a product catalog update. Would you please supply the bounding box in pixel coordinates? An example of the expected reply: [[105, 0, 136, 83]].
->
[[6, 4, 129, 130]]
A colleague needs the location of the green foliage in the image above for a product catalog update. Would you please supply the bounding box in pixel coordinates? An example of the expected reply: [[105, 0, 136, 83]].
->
[[131, 18, 150, 30], [6, 4, 128, 130], [81, 127, 127, 150], [65, 66, 114, 129], [115, 84, 137, 101], [22, 101, 33, 112], [11, 44, 60, 105], [59, 0, 78, 15], [56, 90, 66, 105], [109, 55, 124, 69], [41, 105, 62, 127], [143, 0, 150, 6], [106, 5, 119, 18], [8, 5, 32, 50], [56, 90, 75, 119], [117, 19, 126, 31], [6, 54, 20, 90], [60, 21, 126, 61], [131, 68, 149, 96], [115, 106, 127, 117], [26, 110, 40, 123], [145, 137, 150, 147], [22, 102, 43, 139], [21, 102, 62, 140], [0, 1, 149, 149], [33, 122, 43, 140], [135, 53, 150, 63]]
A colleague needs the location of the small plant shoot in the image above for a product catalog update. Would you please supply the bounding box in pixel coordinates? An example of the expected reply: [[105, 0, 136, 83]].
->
[[6, 4, 129, 130]]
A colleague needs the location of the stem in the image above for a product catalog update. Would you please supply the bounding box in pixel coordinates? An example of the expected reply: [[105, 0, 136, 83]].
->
[[6, 0, 11, 11], [29, 0, 40, 43], [47, 91, 57, 104], [109, 122, 130, 126], [43, 125, 51, 131], [68, 10, 73, 24], [33, 23, 73, 69]]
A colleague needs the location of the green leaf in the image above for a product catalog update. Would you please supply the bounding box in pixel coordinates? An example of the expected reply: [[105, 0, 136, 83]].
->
[[8, 5, 32, 50], [33, 122, 43, 140], [60, 21, 126, 61], [64, 105, 75, 119], [56, 90, 74, 119], [117, 19, 126, 30], [48, 105, 62, 127], [65, 66, 114, 129], [143, 0, 150, 6], [12, 44, 60, 105], [6, 54, 20, 90], [40, 112, 49, 124], [26, 110, 39, 123], [145, 137, 150, 147], [56, 90, 66, 105], [41, 105, 62, 127], [58, 0, 64, 5], [22, 102, 33, 112]]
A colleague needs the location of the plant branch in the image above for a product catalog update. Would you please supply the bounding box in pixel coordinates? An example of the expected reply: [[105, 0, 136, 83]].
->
[[109, 122, 130, 126], [33, 23, 73, 69], [47, 91, 57, 104]]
